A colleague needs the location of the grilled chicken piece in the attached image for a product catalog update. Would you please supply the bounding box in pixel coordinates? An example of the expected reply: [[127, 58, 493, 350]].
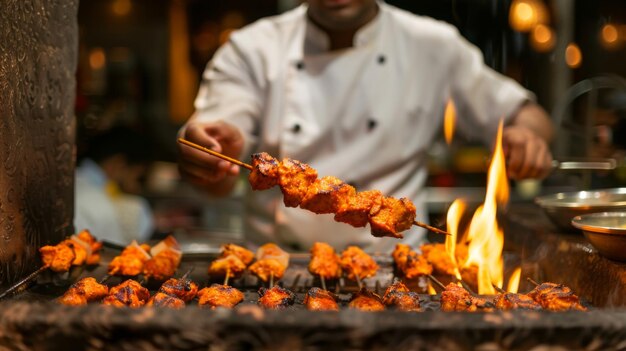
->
[[146, 292, 185, 309], [39, 243, 76, 273], [61, 240, 87, 266], [300, 176, 356, 214], [308, 242, 342, 280], [58, 277, 109, 306], [369, 196, 416, 238], [208, 254, 247, 279], [108, 241, 151, 276], [494, 292, 542, 311], [277, 158, 318, 207], [340, 246, 379, 280], [102, 279, 150, 307], [72, 229, 103, 265], [348, 289, 385, 312], [382, 281, 420, 312], [440, 283, 494, 312], [258, 285, 295, 309], [392, 244, 433, 279], [221, 243, 255, 266], [527, 282, 587, 311], [143, 249, 182, 281], [249, 259, 286, 282], [420, 243, 456, 276], [255, 243, 289, 267], [334, 190, 383, 228], [197, 284, 245, 309], [159, 277, 199, 302], [249, 152, 280, 190], [304, 287, 339, 311]]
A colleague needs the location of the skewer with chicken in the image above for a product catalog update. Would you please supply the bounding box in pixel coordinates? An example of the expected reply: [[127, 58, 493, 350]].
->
[[382, 280, 421, 312], [258, 285, 295, 309], [493, 292, 542, 311], [102, 279, 150, 307], [208, 243, 254, 281], [57, 277, 109, 306], [527, 281, 586, 311], [107, 241, 152, 276], [303, 287, 339, 311], [392, 244, 433, 279], [340, 246, 378, 288], [348, 288, 385, 312], [249, 243, 289, 285], [198, 284, 245, 309], [308, 242, 342, 289], [39, 230, 103, 273], [440, 283, 494, 312], [143, 235, 183, 281]]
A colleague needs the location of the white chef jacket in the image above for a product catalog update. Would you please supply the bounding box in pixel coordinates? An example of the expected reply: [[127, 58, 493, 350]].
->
[[189, 2, 532, 252]]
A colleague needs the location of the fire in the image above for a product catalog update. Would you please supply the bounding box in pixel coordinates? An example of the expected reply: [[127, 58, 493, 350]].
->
[[427, 281, 437, 295], [445, 199, 465, 280], [461, 120, 509, 294], [507, 267, 522, 293], [444, 99, 456, 145]]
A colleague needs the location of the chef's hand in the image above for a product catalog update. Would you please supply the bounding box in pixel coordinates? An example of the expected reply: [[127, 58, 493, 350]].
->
[[178, 121, 244, 195], [502, 125, 553, 180]]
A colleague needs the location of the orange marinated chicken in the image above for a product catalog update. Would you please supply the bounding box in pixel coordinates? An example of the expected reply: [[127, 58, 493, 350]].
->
[[249, 152, 280, 190], [249, 259, 286, 282], [61, 239, 88, 266], [143, 249, 182, 281], [208, 255, 247, 279], [102, 279, 150, 307], [221, 243, 255, 266], [369, 196, 416, 238], [392, 244, 433, 279], [277, 158, 318, 207], [440, 283, 494, 312], [420, 243, 456, 276], [39, 243, 76, 273], [348, 289, 385, 312], [255, 243, 290, 267], [494, 292, 542, 311], [300, 176, 356, 214], [58, 277, 109, 306], [146, 292, 185, 309], [527, 282, 586, 311], [382, 281, 421, 312], [308, 242, 342, 280], [340, 246, 379, 281], [334, 190, 383, 228], [304, 287, 339, 311], [108, 241, 151, 276], [258, 285, 295, 309], [197, 284, 245, 309], [73, 229, 103, 265], [159, 277, 199, 302]]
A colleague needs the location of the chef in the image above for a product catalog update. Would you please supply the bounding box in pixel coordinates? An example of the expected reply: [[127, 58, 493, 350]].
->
[[178, 0, 553, 252]]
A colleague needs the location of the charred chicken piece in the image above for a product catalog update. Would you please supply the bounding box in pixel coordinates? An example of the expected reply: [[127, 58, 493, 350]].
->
[[102, 279, 150, 307], [340, 246, 379, 281], [258, 285, 295, 309], [146, 292, 185, 309], [308, 242, 342, 280], [143, 236, 182, 281], [420, 243, 456, 276], [221, 243, 255, 266], [440, 283, 494, 312], [304, 287, 339, 311], [58, 277, 109, 306], [334, 190, 383, 228], [382, 281, 421, 312], [348, 289, 385, 312], [249, 259, 286, 282], [494, 292, 542, 311], [527, 282, 587, 311], [39, 243, 76, 273], [300, 176, 356, 214], [369, 196, 416, 238], [159, 277, 199, 302], [197, 284, 245, 309], [249, 152, 280, 190], [108, 241, 151, 276], [392, 244, 433, 279], [277, 158, 318, 207], [208, 254, 247, 279]]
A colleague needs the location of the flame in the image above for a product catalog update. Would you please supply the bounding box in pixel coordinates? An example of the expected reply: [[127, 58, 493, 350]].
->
[[427, 281, 437, 295], [462, 120, 508, 294], [444, 99, 456, 145], [446, 199, 465, 280], [507, 267, 522, 293]]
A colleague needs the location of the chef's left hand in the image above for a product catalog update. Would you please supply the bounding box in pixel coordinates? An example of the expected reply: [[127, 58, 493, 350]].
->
[[502, 125, 553, 180]]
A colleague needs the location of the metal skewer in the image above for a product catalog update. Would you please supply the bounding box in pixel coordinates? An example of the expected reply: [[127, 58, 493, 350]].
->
[[355, 273, 363, 290], [320, 276, 327, 291], [181, 267, 195, 280], [427, 274, 447, 291], [527, 277, 540, 286], [492, 283, 506, 294], [178, 138, 452, 236], [224, 270, 231, 286], [0, 266, 49, 300], [270, 272, 275, 288]]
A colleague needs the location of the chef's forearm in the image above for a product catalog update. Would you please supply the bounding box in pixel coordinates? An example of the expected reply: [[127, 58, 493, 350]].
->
[[509, 102, 554, 143]]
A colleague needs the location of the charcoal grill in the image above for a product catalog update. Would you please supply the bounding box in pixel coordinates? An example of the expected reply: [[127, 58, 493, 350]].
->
[[1, 204, 626, 351]]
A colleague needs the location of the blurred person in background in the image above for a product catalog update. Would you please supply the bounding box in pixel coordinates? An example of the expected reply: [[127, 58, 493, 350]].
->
[[178, 0, 553, 252], [75, 126, 155, 245]]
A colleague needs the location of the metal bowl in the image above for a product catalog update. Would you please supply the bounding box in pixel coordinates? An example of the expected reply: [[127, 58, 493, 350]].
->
[[571, 212, 626, 261], [535, 188, 626, 231]]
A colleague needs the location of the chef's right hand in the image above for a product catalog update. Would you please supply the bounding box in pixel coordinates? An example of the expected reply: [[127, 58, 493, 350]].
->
[[178, 121, 244, 187]]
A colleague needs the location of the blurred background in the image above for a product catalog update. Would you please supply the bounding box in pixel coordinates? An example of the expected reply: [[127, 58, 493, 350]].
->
[[74, 0, 626, 244]]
